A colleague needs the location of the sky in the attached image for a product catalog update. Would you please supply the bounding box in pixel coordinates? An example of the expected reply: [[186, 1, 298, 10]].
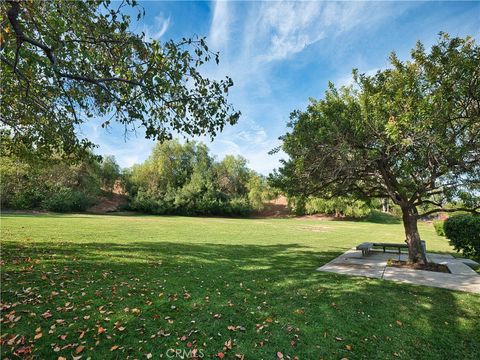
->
[[80, 0, 480, 174]]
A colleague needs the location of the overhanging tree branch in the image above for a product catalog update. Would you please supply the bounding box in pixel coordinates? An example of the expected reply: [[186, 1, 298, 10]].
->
[[419, 206, 480, 218]]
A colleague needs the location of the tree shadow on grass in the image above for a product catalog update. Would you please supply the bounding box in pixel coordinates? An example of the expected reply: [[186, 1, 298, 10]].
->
[[1, 241, 479, 359]]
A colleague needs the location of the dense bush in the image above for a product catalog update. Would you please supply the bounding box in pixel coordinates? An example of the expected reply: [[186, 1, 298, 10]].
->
[[288, 196, 380, 217], [42, 187, 92, 212], [1, 140, 275, 216], [125, 140, 274, 216], [444, 214, 480, 258], [1, 152, 120, 212], [433, 220, 445, 237]]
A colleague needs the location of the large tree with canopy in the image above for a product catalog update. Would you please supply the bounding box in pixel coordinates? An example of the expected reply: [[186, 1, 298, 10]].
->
[[1, 0, 239, 159], [271, 34, 480, 263]]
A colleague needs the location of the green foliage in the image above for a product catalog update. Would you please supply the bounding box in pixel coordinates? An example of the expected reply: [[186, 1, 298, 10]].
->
[[286, 196, 379, 218], [271, 34, 479, 214], [444, 214, 480, 258], [99, 155, 121, 192], [288, 196, 306, 216], [0, 152, 103, 212], [42, 187, 91, 212], [363, 210, 401, 224], [304, 197, 378, 217], [1, 0, 239, 159], [246, 174, 277, 211], [215, 155, 250, 197], [270, 34, 480, 262], [433, 220, 446, 237], [126, 140, 268, 216]]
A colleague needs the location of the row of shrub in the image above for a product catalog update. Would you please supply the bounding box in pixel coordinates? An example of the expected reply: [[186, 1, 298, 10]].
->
[[123, 140, 276, 216], [434, 214, 480, 258], [1, 140, 277, 216], [288, 195, 382, 217], [1, 153, 120, 212]]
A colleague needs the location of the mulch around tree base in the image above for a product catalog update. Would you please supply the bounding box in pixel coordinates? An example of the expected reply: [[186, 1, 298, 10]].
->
[[388, 260, 450, 273]]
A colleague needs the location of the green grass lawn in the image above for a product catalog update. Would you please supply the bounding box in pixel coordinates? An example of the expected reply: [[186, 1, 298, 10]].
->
[[1, 214, 479, 359]]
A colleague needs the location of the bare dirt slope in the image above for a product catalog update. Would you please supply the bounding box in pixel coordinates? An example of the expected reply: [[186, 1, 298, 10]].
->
[[87, 193, 128, 213], [87, 181, 128, 213], [255, 195, 290, 217]]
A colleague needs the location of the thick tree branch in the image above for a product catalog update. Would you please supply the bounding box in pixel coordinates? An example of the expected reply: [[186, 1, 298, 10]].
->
[[419, 206, 480, 218], [7, 0, 56, 64]]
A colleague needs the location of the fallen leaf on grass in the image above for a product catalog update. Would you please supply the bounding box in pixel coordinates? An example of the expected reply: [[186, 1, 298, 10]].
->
[[34, 332, 42, 340], [346, 345, 352, 350], [76, 345, 84, 354], [42, 310, 53, 319], [217, 352, 225, 359], [110, 345, 119, 351], [396, 320, 403, 326], [224, 339, 233, 350], [131, 308, 141, 315], [277, 352, 284, 359]]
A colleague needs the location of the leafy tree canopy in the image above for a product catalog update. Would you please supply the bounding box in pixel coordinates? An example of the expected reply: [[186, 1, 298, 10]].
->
[[271, 33, 480, 263], [124, 140, 273, 216], [1, 0, 239, 159]]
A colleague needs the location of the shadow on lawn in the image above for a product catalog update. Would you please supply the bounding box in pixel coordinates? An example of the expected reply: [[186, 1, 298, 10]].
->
[[2, 241, 479, 359]]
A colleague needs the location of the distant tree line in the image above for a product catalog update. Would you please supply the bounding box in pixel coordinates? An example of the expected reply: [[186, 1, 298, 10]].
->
[[2, 139, 456, 218], [0, 149, 121, 212], [0, 140, 275, 216], [124, 140, 275, 215]]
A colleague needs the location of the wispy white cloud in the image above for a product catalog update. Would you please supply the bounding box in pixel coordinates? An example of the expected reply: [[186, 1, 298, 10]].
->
[[257, 1, 325, 61], [203, 0, 416, 173], [84, 0, 477, 175], [142, 13, 171, 40], [209, 1, 231, 50]]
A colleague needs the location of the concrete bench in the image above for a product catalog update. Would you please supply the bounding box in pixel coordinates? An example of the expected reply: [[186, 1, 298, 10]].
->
[[445, 261, 478, 275], [373, 242, 408, 254], [456, 258, 480, 270], [357, 241, 426, 257], [356, 242, 374, 256], [372, 241, 426, 255]]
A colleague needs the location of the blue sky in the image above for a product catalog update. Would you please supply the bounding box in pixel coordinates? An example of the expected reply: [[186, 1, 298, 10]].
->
[[81, 1, 480, 174]]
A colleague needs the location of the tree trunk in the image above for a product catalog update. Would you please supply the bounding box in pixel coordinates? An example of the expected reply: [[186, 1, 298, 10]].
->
[[401, 206, 427, 264]]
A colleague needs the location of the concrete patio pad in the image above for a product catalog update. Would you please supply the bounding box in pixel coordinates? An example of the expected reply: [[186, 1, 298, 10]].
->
[[317, 248, 480, 293]]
